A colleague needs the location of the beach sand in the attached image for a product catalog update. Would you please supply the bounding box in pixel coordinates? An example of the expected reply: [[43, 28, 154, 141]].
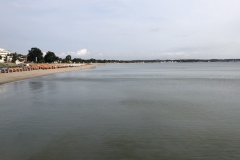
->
[[0, 64, 98, 85]]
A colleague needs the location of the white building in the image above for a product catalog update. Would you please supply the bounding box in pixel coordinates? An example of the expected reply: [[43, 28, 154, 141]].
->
[[0, 48, 11, 63]]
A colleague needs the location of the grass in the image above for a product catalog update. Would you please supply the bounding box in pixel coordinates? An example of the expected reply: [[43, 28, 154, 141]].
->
[[0, 63, 18, 68]]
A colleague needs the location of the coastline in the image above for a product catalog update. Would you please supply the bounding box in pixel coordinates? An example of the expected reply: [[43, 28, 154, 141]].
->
[[0, 64, 99, 85]]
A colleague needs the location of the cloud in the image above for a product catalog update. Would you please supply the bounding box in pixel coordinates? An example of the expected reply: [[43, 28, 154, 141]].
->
[[76, 49, 89, 56], [58, 49, 90, 58], [57, 52, 67, 58]]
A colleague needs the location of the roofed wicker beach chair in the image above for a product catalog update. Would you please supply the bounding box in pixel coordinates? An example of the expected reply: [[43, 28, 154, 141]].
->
[[8, 68, 14, 73], [1, 68, 8, 73]]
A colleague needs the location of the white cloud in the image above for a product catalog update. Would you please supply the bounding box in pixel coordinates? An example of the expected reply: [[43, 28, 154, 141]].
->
[[58, 52, 67, 58], [76, 49, 89, 56], [58, 49, 90, 58]]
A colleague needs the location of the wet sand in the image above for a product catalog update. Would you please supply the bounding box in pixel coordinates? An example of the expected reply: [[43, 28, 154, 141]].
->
[[0, 64, 98, 85]]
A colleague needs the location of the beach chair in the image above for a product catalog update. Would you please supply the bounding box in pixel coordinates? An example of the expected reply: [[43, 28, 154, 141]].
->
[[2, 68, 8, 73], [8, 68, 13, 73]]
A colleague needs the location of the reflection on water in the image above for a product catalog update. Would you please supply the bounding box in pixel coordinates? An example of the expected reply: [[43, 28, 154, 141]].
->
[[28, 81, 44, 90], [0, 84, 8, 94], [0, 63, 240, 160]]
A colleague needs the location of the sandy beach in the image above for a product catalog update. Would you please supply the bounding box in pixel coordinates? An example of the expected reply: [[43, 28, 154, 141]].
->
[[0, 64, 98, 85]]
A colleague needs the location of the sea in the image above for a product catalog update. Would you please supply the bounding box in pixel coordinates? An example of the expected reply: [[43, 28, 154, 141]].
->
[[0, 62, 240, 160]]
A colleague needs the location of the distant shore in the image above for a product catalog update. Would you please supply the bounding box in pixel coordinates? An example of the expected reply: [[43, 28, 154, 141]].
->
[[0, 64, 100, 85]]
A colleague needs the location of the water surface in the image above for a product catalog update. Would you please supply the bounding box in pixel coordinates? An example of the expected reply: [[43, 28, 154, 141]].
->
[[0, 63, 240, 159]]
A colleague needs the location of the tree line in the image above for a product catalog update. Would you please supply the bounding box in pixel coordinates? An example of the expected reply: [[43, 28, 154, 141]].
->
[[3, 47, 240, 64], [5, 47, 109, 64], [25, 48, 240, 64], [26, 47, 120, 63], [27, 47, 72, 63]]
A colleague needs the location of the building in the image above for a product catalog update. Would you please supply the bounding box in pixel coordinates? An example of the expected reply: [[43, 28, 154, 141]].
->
[[0, 48, 11, 63], [22, 55, 27, 62]]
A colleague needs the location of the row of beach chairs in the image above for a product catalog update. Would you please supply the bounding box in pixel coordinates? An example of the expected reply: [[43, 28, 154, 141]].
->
[[0, 64, 70, 73]]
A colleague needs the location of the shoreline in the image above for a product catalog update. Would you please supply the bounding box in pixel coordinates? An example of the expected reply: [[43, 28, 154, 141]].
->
[[0, 64, 99, 85]]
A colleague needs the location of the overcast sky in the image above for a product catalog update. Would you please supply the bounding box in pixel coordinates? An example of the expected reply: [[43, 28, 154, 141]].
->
[[1, 0, 240, 60]]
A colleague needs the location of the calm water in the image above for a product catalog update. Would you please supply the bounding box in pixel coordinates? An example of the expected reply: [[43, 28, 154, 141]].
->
[[0, 63, 240, 160]]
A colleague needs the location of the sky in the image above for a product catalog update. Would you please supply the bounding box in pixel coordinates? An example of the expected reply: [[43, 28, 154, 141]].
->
[[1, 0, 240, 60]]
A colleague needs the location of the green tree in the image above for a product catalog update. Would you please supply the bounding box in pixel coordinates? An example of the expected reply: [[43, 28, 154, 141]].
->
[[27, 47, 44, 63], [11, 53, 17, 63], [90, 58, 96, 63], [55, 56, 59, 62], [44, 51, 57, 63], [11, 52, 23, 63], [66, 55, 71, 63], [72, 58, 82, 63]]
